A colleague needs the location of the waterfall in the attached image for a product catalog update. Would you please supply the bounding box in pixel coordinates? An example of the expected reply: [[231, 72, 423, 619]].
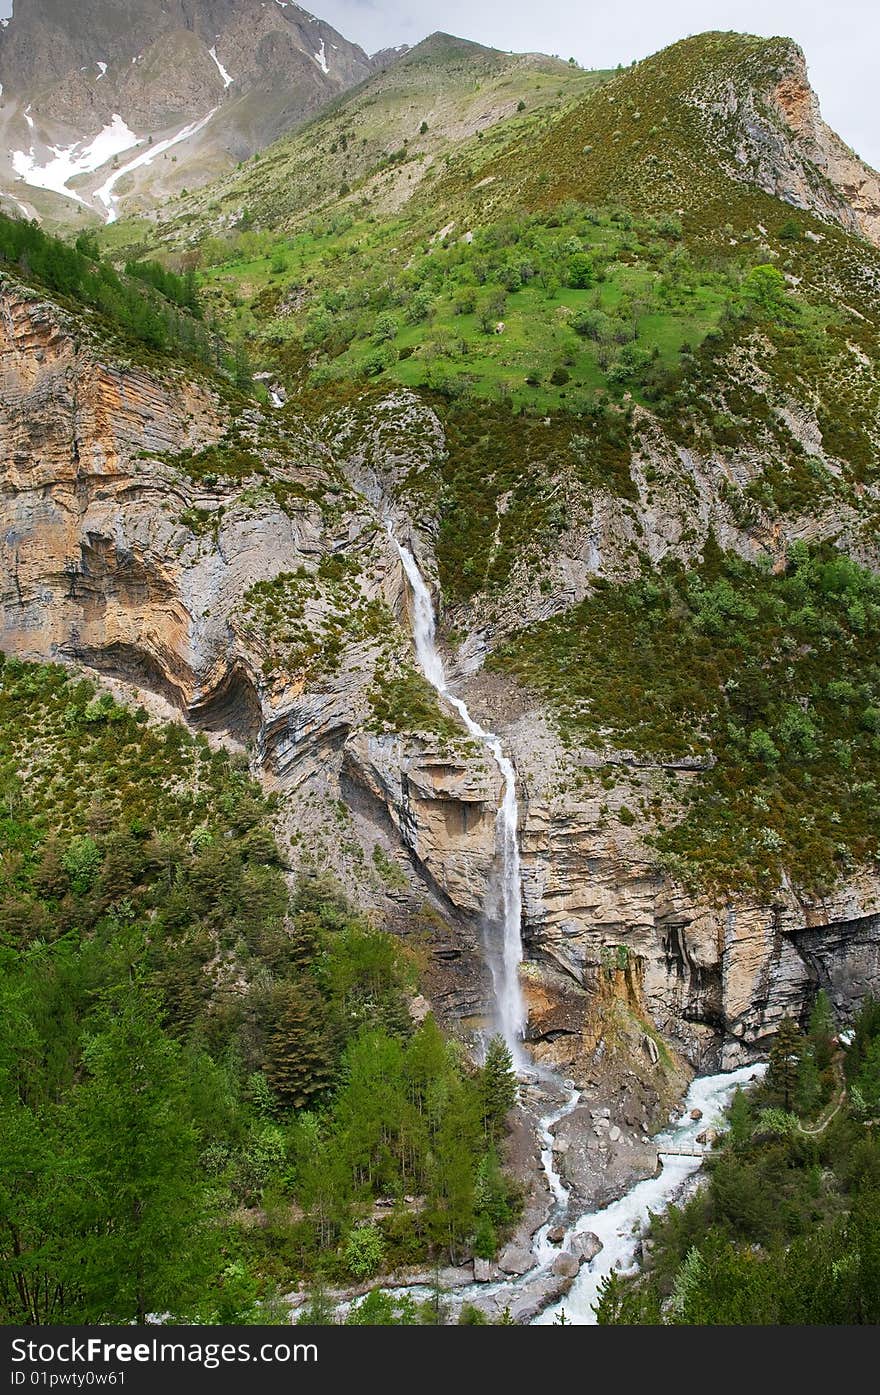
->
[[388, 526, 528, 1063]]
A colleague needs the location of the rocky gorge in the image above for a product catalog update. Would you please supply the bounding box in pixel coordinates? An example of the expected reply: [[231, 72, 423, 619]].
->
[[4, 264, 880, 1132]]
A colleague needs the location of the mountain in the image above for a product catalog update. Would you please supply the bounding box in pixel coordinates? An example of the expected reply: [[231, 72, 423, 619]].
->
[[144, 31, 605, 236], [485, 30, 880, 248], [3, 26, 880, 1317], [0, 0, 379, 225]]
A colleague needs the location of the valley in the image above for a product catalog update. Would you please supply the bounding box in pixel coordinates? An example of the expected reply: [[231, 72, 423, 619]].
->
[[2, 1, 880, 1327]]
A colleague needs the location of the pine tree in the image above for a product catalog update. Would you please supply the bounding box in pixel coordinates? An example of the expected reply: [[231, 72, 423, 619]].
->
[[795, 1043, 822, 1118], [72, 985, 217, 1322], [808, 990, 836, 1071], [481, 1036, 518, 1136], [726, 1086, 752, 1146], [767, 1016, 802, 1112], [265, 980, 334, 1109]]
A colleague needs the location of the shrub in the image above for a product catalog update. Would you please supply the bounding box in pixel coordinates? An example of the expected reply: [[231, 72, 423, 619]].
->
[[344, 1224, 386, 1279]]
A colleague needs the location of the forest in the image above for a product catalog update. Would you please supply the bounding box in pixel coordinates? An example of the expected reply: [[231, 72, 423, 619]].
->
[[0, 658, 519, 1324]]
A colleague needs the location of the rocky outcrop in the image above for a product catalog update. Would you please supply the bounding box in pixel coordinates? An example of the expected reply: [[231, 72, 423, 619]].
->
[[689, 39, 880, 248], [512, 742, 880, 1070], [771, 62, 880, 248]]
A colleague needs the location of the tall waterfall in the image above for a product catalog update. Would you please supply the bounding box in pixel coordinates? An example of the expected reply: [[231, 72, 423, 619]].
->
[[389, 527, 528, 1063]]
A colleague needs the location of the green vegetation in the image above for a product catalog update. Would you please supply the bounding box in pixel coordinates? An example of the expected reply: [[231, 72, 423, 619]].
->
[[596, 996, 880, 1324], [239, 554, 390, 685], [0, 659, 520, 1322], [367, 661, 472, 745], [0, 214, 219, 367], [194, 203, 737, 413], [492, 542, 880, 892]]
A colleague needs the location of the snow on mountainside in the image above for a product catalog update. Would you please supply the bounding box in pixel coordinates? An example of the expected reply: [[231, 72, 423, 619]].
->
[[0, 0, 388, 225]]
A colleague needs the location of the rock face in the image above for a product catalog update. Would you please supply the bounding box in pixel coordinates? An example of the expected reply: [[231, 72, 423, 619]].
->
[[2, 269, 880, 1084], [769, 61, 880, 248], [683, 38, 880, 249]]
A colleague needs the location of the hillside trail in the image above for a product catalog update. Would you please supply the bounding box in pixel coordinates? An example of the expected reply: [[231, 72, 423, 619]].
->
[[796, 1050, 846, 1137]]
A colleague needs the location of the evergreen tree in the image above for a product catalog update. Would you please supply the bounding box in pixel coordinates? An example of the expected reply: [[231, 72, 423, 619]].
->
[[851, 1035, 880, 1118], [264, 981, 334, 1110], [795, 1043, 823, 1117], [481, 1036, 518, 1136], [808, 990, 836, 1071], [726, 1086, 753, 1146], [767, 1016, 802, 1112], [72, 985, 217, 1322]]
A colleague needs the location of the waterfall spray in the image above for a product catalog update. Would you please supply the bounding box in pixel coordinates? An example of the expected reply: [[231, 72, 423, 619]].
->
[[388, 526, 528, 1063]]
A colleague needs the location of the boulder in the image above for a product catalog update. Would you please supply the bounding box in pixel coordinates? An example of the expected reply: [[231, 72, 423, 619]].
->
[[473, 1258, 493, 1283], [690, 1108, 703, 1121], [551, 1251, 581, 1280], [696, 1128, 720, 1145], [572, 1231, 603, 1263], [547, 1225, 567, 1245], [498, 1245, 534, 1276]]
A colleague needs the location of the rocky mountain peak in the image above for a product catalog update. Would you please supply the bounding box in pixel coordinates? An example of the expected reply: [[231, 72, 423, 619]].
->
[[0, 0, 376, 221]]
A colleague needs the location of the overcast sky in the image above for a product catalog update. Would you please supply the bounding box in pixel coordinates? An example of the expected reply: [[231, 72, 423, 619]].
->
[[2, 0, 877, 168]]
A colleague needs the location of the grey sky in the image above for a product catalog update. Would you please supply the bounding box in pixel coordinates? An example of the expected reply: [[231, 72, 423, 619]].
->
[[2, 1, 877, 168]]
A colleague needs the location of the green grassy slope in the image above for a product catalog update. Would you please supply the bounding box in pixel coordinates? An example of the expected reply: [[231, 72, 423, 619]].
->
[[136, 33, 608, 243]]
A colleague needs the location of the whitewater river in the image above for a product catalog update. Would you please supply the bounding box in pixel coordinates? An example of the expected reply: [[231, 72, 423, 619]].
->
[[533, 1061, 767, 1324]]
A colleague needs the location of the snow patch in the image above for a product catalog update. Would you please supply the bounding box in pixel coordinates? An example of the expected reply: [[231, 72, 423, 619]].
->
[[12, 114, 139, 209], [95, 108, 218, 223], [96, 62, 107, 80], [23, 105, 34, 130], [208, 46, 233, 89], [313, 39, 329, 74]]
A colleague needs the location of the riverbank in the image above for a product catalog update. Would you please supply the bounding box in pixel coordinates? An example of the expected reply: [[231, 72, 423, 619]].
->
[[283, 1063, 765, 1325]]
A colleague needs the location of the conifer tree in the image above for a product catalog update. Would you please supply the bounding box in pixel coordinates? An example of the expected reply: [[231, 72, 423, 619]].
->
[[265, 980, 334, 1109], [808, 989, 836, 1071], [481, 1036, 518, 1136], [767, 1015, 802, 1112]]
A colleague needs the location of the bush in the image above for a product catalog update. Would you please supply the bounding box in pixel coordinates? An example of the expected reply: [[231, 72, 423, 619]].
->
[[344, 1224, 386, 1279]]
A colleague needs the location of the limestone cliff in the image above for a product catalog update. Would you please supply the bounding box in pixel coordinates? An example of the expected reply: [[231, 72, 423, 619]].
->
[[4, 272, 879, 1093]]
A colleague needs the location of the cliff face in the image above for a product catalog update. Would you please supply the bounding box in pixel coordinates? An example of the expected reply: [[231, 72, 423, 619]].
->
[[4, 275, 878, 1087], [696, 43, 880, 249]]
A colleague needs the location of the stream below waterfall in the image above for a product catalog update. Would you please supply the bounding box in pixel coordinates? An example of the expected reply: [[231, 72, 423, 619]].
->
[[385, 529, 766, 1324], [532, 1061, 767, 1323]]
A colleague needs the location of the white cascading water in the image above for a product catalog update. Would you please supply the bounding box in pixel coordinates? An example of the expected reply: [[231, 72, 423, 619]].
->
[[388, 526, 528, 1063], [383, 526, 767, 1328], [533, 1061, 767, 1323]]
